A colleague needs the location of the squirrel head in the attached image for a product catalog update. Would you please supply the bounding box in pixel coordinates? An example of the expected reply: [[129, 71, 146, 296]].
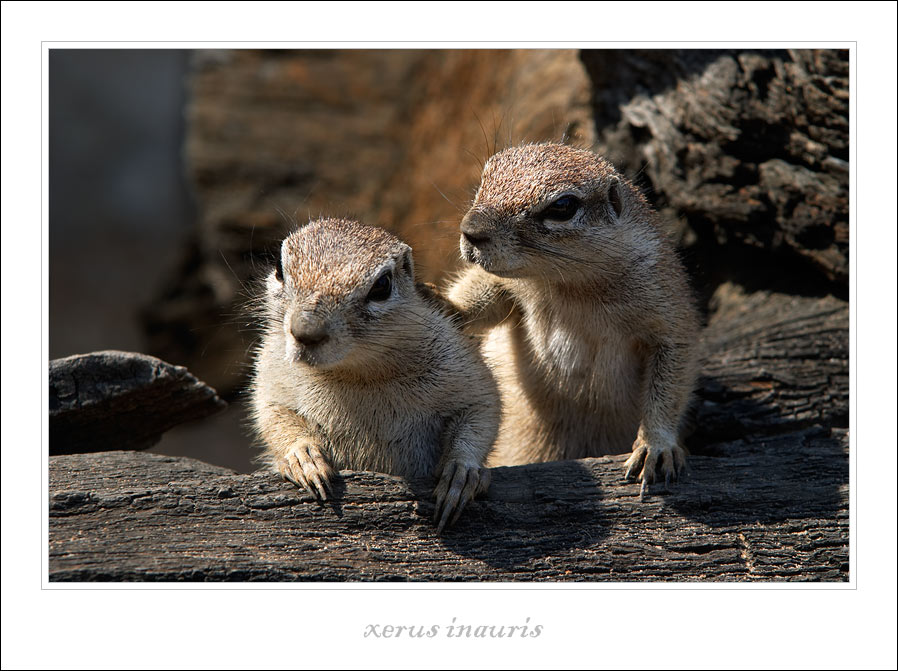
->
[[266, 217, 419, 369], [459, 143, 654, 283]]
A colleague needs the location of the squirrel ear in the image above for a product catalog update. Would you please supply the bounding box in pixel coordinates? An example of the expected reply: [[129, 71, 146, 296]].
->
[[399, 246, 414, 280], [608, 180, 623, 219]]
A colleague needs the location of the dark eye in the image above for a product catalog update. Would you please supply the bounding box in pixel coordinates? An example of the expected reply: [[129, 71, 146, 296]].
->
[[541, 195, 581, 222], [275, 254, 284, 282], [366, 270, 392, 302]]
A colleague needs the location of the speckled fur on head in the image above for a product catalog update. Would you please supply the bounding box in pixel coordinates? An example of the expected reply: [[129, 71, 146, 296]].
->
[[279, 218, 411, 299], [475, 142, 625, 217]]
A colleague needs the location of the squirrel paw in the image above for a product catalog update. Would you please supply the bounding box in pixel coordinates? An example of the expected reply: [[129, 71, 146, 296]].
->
[[432, 462, 491, 532], [624, 433, 686, 499], [276, 443, 336, 501]]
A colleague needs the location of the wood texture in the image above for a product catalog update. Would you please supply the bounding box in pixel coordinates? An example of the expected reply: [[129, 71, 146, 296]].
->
[[49, 426, 847, 582], [582, 49, 849, 294], [690, 284, 848, 447]]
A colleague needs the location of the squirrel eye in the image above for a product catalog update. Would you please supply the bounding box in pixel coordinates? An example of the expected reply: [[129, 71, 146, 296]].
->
[[542, 195, 581, 222], [366, 270, 393, 302], [275, 254, 284, 282]]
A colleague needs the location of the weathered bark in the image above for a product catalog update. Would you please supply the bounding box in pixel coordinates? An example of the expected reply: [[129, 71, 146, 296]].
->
[[689, 284, 848, 448], [49, 426, 847, 582], [581, 49, 849, 294], [49, 350, 226, 455]]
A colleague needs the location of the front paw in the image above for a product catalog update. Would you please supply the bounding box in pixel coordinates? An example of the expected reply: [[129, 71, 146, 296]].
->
[[432, 462, 491, 532], [276, 443, 336, 501], [623, 432, 686, 498]]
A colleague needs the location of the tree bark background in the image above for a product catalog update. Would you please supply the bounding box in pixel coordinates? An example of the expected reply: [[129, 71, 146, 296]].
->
[[581, 49, 848, 303]]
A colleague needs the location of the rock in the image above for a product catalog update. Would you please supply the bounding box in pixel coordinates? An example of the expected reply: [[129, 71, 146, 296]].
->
[[49, 350, 227, 455]]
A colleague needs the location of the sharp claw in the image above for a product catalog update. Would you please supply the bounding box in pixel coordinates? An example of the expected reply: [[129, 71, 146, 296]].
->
[[296, 475, 313, 498], [311, 450, 332, 480], [433, 489, 446, 523], [450, 470, 480, 527], [438, 494, 460, 531], [624, 447, 646, 482], [436, 498, 455, 532], [478, 468, 492, 496], [310, 473, 328, 501], [433, 464, 491, 530], [449, 500, 467, 527], [433, 464, 456, 522], [277, 447, 339, 502]]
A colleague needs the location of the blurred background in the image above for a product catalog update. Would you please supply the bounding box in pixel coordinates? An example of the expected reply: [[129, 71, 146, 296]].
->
[[49, 48, 848, 474], [50, 49, 192, 359], [49, 49, 254, 471]]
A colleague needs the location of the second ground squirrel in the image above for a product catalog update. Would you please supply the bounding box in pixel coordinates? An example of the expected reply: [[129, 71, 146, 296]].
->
[[250, 217, 499, 529], [447, 143, 700, 494]]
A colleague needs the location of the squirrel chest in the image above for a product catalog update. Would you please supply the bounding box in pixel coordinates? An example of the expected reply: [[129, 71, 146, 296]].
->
[[516, 302, 646, 406], [279, 369, 448, 477]]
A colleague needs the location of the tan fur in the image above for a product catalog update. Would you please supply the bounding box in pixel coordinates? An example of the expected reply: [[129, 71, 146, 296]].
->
[[250, 217, 499, 529], [446, 143, 700, 492]]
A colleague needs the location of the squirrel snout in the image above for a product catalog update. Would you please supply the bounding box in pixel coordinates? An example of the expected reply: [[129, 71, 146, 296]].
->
[[290, 317, 331, 348], [461, 215, 493, 247], [460, 211, 495, 247], [292, 328, 330, 348], [462, 230, 492, 246]]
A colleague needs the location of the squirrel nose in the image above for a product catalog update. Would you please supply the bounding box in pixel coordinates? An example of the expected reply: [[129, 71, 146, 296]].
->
[[460, 213, 493, 246], [462, 230, 492, 246], [291, 324, 330, 348]]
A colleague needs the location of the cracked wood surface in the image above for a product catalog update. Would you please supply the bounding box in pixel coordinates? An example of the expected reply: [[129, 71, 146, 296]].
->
[[49, 427, 847, 582], [690, 285, 848, 446]]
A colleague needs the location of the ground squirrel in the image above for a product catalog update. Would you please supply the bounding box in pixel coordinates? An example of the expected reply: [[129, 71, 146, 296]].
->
[[446, 143, 700, 494], [250, 217, 498, 529]]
